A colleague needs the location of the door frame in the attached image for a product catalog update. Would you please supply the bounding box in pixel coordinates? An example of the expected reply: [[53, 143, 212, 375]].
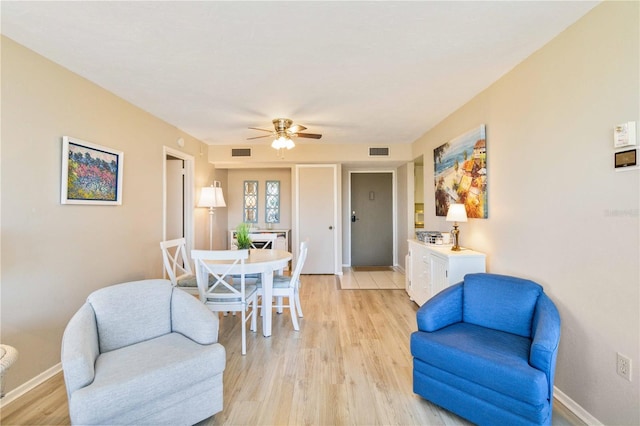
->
[[163, 146, 195, 257], [348, 170, 397, 267]]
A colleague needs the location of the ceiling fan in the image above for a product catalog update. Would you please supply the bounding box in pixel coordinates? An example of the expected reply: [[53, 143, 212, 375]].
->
[[248, 118, 322, 151]]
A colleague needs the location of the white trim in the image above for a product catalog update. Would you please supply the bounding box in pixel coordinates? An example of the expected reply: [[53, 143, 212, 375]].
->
[[553, 386, 603, 426], [0, 363, 62, 408], [163, 147, 195, 268]]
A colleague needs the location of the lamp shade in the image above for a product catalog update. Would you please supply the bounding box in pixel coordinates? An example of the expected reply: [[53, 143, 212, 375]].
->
[[197, 183, 226, 208], [446, 204, 467, 222]]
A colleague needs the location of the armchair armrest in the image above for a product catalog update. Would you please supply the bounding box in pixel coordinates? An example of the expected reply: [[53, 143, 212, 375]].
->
[[61, 303, 99, 397], [416, 283, 463, 332], [171, 288, 219, 344], [530, 293, 561, 397]]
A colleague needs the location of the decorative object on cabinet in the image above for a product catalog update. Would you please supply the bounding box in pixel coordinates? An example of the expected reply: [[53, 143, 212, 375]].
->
[[446, 204, 467, 251], [235, 223, 252, 250], [230, 229, 289, 252], [406, 240, 485, 307], [434, 125, 487, 218], [61, 136, 123, 205], [197, 181, 226, 250], [415, 203, 424, 228], [416, 230, 451, 246], [411, 273, 560, 426]]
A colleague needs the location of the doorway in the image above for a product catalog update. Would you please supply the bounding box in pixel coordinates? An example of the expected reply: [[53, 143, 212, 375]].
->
[[350, 172, 394, 267], [163, 147, 194, 254]]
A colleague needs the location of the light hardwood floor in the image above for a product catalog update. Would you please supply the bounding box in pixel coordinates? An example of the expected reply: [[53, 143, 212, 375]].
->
[[1, 274, 583, 425]]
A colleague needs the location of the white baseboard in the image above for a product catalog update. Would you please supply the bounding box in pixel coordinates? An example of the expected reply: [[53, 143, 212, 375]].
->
[[0, 363, 62, 408], [554, 386, 603, 426]]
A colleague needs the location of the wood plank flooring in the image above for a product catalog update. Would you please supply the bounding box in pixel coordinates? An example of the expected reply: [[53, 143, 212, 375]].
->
[[1, 274, 583, 426]]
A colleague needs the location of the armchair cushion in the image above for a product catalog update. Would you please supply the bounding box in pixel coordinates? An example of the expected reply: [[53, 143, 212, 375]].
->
[[60, 303, 100, 396], [171, 286, 219, 344], [462, 273, 542, 337], [87, 279, 173, 353], [416, 283, 463, 332], [70, 333, 225, 425], [411, 323, 547, 405]]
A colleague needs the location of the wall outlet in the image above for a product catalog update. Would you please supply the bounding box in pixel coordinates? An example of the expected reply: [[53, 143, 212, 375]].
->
[[617, 352, 632, 381]]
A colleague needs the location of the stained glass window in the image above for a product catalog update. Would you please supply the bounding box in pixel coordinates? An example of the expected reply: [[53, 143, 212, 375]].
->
[[265, 180, 280, 224], [243, 180, 258, 223]]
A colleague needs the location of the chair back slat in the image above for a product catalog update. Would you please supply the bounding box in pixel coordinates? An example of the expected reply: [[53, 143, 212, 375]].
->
[[289, 241, 309, 288], [160, 238, 192, 286], [191, 249, 257, 355], [191, 249, 250, 304], [249, 233, 278, 249]]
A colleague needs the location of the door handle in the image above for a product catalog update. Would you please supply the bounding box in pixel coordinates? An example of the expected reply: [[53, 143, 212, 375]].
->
[[329, 226, 333, 230], [351, 210, 358, 222]]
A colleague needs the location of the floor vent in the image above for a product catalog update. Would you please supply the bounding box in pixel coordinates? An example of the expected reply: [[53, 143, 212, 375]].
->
[[369, 147, 390, 157], [231, 148, 252, 157]]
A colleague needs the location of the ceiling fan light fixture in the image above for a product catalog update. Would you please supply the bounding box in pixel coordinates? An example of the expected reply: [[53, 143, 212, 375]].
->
[[271, 134, 294, 150], [285, 138, 295, 150]]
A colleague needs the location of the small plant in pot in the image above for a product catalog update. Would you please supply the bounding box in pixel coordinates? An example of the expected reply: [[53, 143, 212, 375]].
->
[[235, 223, 252, 250]]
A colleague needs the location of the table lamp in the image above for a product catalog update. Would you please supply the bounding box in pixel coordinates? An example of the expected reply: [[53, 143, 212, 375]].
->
[[198, 181, 226, 250], [446, 203, 467, 251]]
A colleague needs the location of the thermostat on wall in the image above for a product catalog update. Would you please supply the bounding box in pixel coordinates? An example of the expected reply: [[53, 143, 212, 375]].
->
[[615, 148, 637, 169], [614, 121, 636, 148]]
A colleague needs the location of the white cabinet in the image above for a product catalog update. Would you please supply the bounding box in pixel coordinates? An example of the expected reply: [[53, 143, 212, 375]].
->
[[406, 240, 486, 306], [229, 229, 290, 251]]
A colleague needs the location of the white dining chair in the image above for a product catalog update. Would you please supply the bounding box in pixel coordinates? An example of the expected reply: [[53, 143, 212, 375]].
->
[[249, 233, 278, 249], [160, 238, 199, 295], [257, 241, 308, 331], [191, 249, 258, 355]]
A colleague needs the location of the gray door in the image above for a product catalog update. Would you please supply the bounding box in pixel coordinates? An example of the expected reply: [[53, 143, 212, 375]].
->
[[351, 172, 393, 266]]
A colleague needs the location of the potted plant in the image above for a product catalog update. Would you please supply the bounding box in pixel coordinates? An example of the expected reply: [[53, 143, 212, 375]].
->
[[235, 223, 252, 250]]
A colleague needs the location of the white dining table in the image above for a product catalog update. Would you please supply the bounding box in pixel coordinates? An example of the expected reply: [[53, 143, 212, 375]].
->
[[203, 249, 292, 337]]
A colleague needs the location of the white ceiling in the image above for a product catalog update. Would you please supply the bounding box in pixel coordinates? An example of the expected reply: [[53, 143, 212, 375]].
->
[[1, 1, 598, 147]]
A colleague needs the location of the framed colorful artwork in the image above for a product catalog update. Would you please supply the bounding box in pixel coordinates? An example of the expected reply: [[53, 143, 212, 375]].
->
[[61, 136, 124, 205], [434, 125, 487, 218]]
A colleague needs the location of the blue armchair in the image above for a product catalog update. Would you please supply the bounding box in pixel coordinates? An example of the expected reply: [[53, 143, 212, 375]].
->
[[410, 273, 561, 426]]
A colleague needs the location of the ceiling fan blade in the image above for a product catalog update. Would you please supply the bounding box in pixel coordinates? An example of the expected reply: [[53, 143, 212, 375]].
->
[[296, 133, 322, 139], [288, 124, 307, 133], [248, 127, 273, 133], [246, 135, 272, 140]]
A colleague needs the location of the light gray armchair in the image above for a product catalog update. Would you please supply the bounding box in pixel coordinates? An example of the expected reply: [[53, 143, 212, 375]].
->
[[61, 279, 226, 425]]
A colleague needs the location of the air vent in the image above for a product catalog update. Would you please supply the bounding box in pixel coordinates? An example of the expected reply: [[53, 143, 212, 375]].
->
[[231, 148, 252, 157], [369, 147, 390, 157]]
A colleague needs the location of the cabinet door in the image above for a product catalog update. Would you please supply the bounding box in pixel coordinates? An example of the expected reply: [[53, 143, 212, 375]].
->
[[430, 254, 449, 297], [413, 248, 430, 306]]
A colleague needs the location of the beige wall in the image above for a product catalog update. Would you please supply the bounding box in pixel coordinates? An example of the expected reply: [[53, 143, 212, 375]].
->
[[413, 2, 639, 424], [0, 36, 216, 392], [225, 168, 292, 240]]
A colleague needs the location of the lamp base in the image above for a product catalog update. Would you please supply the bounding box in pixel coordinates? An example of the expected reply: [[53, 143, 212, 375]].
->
[[451, 224, 461, 251]]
